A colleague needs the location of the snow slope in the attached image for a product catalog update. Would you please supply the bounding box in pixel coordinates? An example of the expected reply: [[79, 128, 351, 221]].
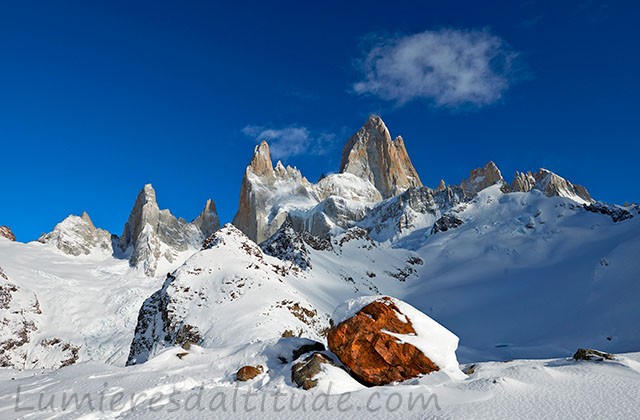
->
[[1, 348, 639, 419]]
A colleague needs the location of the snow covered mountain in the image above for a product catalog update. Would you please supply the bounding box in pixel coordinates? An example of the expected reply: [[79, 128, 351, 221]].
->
[[1, 115, 638, 418]]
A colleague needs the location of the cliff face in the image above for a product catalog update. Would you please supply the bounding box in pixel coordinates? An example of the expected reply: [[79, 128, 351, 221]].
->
[[339, 115, 422, 198]]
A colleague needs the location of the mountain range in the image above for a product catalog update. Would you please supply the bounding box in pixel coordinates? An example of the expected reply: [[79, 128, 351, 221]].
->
[[1, 115, 639, 418]]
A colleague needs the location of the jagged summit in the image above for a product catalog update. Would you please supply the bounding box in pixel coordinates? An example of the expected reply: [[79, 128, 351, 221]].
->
[[192, 199, 220, 239], [461, 161, 505, 197], [233, 141, 317, 243], [38, 212, 112, 256], [339, 115, 423, 198], [510, 168, 594, 204], [118, 184, 220, 276], [248, 140, 274, 177]]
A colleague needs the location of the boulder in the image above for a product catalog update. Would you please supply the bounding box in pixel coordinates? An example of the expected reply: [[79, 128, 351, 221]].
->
[[236, 365, 264, 381], [327, 296, 464, 385], [291, 352, 335, 390], [292, 341, 325, 361]]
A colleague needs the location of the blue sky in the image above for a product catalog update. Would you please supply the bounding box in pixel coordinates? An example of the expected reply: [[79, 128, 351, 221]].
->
[[1, 0, 639, 241]]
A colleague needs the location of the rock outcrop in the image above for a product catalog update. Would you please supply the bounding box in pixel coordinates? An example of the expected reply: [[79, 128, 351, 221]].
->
[[260, 221, 312, 270], [328, 296, 464, 385], [118, 184, 219, 276], [339, 115, 422, 198], [461, 162, 505, 197], [0, 226, 16, 241], [38, 212, 112, 256], [510, 169, 594, 204]]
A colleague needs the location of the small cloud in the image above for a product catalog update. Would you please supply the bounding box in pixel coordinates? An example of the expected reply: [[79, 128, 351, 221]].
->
[[352, 28, 522, 108], [242, 125, 336, 160]]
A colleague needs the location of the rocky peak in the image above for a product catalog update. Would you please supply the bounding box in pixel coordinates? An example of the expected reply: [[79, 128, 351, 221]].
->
[[248, 140, 274, 177], [38, 212, 112, 256], [119, 184, 217, 276], [510, 169, 594, 204], [192, 199, 220, 239], [233, 141, 316, 243], [511, 171, 537, 193], [119, 184, 160, 254], [339, 115, 422, 198], [0, 226, 16, 242], [460, 161, 505, 197]]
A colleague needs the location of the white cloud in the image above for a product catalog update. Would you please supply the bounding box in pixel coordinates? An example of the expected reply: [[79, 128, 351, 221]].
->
[[353, 29, 519, 107], [242, 125, 336, 160]]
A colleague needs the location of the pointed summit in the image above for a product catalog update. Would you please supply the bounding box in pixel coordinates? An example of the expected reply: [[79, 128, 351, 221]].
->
[[192, 199, 220, 239], [233, 141, 314, 243], [248, 140, 274, 177], [38, 212, 112, 256], [339, 115, 422, 198], [120, 184, 160, 253], [461, 161, 505, 197], [119, 184, 217, 276]]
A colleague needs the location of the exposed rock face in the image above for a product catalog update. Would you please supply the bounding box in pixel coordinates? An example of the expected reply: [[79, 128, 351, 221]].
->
[[1, 266, 79, 369], [339, 115, 422, 198], [510, 169, 594, 204], [236, 365, 264, 381], [573, 348, 614, 361], [327, 297, 440, 386], [461, 162, 505, 197], [362, 186, 463, 242], [431, 214, 464, 234], [233, 141, 317, 243], [584, 203, 634, 223], [511, 171, 537, 193], [119, 184, 218, 276], [291, 352, 336, 390], [0, 226, 16, 241], [192, 199, 220, 239], [38, 212, 112, 256], [260, 221, 312, 270]]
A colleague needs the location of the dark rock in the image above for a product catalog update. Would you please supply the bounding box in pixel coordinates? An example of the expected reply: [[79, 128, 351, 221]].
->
[[431, 214, 464, 234], [291, 352, 336, 390], [292, 341, 325, 361], [573, 348, 615, 361], [584, 203, 634, 223]]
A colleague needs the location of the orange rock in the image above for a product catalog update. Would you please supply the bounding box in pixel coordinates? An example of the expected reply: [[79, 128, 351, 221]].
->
[[327, 297, 439, 386], [236, 365, 264, 381]]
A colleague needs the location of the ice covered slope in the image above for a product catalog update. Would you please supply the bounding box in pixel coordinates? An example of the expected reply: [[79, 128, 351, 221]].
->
[[399, 186, 640, 362], [0, 237, 163, 368]]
